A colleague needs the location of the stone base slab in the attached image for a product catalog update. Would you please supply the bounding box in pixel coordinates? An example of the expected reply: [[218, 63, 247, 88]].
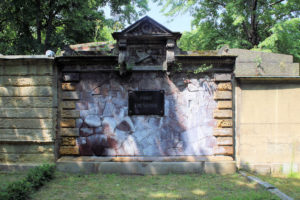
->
[[56, 156, 236, 175], [240, 163, 300, 175], [0, 163, 40, 171]]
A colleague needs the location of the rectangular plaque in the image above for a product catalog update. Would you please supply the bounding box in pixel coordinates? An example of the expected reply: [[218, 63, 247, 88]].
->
[[128, 90, 164, 116]]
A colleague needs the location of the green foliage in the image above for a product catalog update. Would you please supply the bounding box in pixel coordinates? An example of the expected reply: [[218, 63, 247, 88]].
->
[[0, 164, 55, 200], [193, 64, 213, 74], [0, 0, 149, 55], [26, 164, 55, 190], [5, 180, 32, 200], [256, 18, 300, 62], [157, 0, 300, 59]]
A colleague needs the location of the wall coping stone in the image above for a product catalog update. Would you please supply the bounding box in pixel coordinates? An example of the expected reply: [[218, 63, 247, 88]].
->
[[0, 55, 54, 59]]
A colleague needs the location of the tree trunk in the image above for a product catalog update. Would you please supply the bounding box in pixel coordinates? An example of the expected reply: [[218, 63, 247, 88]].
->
[[35, 0, 42, 52], [249, 0, 259, 46], [44, 0, 55, 51]]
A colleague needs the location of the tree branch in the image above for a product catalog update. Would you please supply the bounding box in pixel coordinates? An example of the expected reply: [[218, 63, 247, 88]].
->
[[210, 0, 226, 8], [269, 0, 284, 7]]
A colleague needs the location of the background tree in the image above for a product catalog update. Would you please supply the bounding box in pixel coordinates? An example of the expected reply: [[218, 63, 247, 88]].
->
[[256, 18, 300, 62], [156, 0, 300, 60], [0, 0, 148, 54]]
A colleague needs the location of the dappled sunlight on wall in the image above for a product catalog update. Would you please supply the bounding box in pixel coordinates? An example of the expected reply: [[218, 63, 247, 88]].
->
[[0, 58, 56, 163]]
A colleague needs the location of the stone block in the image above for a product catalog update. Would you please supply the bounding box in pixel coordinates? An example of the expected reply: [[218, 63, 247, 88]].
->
[[62, 83, 76, 91], [61, 101, 76, 109], [0, 119, 53, 129], [0, 163, 40, 171], [61, 137, 77, 146], [0, 62, 52, 76], [0, 86, 52, 97], [0, 144, 54, 154], [0, 76, 52, 86], [2, 65, 27, 75], [235, 62, 299, 76], [217, 137, 233, 145], [214, 73, 232, 81], [59, 146, 79, 155], [61, 110, 80, 118], [142, 162, 204, 175], [213, 128, 233, 136], [0, 108, 52, 118], [254, 165, 271, 175], [60, 128, 79, 136], [204, 161, 236, 174], [214, 91, 232, 100], [60, 119, 76, 128], [85, 115, 101, 128], [214, 146, 234, 156], [56, 161, 99, 174], [62, 92, 80, 100], [229, 48, 293, 63], [56, 159, 236, 175], [217, 82, 232, 91], [240, 164, 271, 175], [98, 162, 204, 175], [213, 109, 232, 119], [98, 162, 141, 174], [0, 129, 53, 143], [0, 97, 53, 108], [0, 153, 54, 163], [63, 73, 80, 82], [217, 101, 232, 109], [217, 119, 233, 128]]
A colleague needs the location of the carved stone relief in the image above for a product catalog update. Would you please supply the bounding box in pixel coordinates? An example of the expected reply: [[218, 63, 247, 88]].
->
[[127, 46, 166, 66]]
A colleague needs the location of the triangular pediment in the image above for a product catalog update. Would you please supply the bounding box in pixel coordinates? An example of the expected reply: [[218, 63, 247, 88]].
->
[[122, 16, 172, 35], [112, 16, 181, 39]]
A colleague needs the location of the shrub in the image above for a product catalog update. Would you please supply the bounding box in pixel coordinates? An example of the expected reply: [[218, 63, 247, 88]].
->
[[0, 164, 55, 200]]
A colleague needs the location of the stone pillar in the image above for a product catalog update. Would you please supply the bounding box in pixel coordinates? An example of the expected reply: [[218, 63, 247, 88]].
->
[[166, 39, 175, 68], [59, 73, 80, 155], [213, 73, 234, 157], [118, 39, 127, 75]]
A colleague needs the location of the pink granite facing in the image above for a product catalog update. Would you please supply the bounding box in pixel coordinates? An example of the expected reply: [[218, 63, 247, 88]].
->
[[76, 72, 218, 156]]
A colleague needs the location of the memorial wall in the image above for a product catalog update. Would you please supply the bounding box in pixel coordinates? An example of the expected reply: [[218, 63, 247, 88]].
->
[[57, 16, 236, 158]]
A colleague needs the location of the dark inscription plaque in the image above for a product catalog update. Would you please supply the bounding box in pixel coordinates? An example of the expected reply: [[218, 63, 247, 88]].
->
[[128, 90, 164, 116]]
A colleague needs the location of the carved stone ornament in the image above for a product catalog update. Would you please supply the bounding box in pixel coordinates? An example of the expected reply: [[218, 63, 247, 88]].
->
[[112, 16, 181, 72], [127, 46, 166, 66]]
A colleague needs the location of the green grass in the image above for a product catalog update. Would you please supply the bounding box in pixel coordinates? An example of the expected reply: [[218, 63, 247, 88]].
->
[[255, 172, 300, 199], [30, 173, 278, 200], [0, 171, 27, 189]]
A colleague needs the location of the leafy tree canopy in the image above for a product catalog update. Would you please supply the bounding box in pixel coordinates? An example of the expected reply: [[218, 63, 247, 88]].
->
[[156, 0, 300, 60], [256, 18, 300, 62], [0, 0, 148, 54]]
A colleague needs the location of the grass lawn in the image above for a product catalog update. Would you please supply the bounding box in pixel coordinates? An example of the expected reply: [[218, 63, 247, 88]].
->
[[30, 173, 278, 200], [0, 171, 27, 189], [255, 173, 300, 199]]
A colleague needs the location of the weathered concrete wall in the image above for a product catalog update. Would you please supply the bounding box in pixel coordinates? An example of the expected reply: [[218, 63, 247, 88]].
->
[[236, 81, 300, 174], [221, 48, 299, 76], [0, 57, 57, 163]]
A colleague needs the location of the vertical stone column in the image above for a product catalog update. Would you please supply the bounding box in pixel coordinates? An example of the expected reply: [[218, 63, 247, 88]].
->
[[118, 39, 127, 75], [213, 73, 234, 157], [59, 73, 80, 155]]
